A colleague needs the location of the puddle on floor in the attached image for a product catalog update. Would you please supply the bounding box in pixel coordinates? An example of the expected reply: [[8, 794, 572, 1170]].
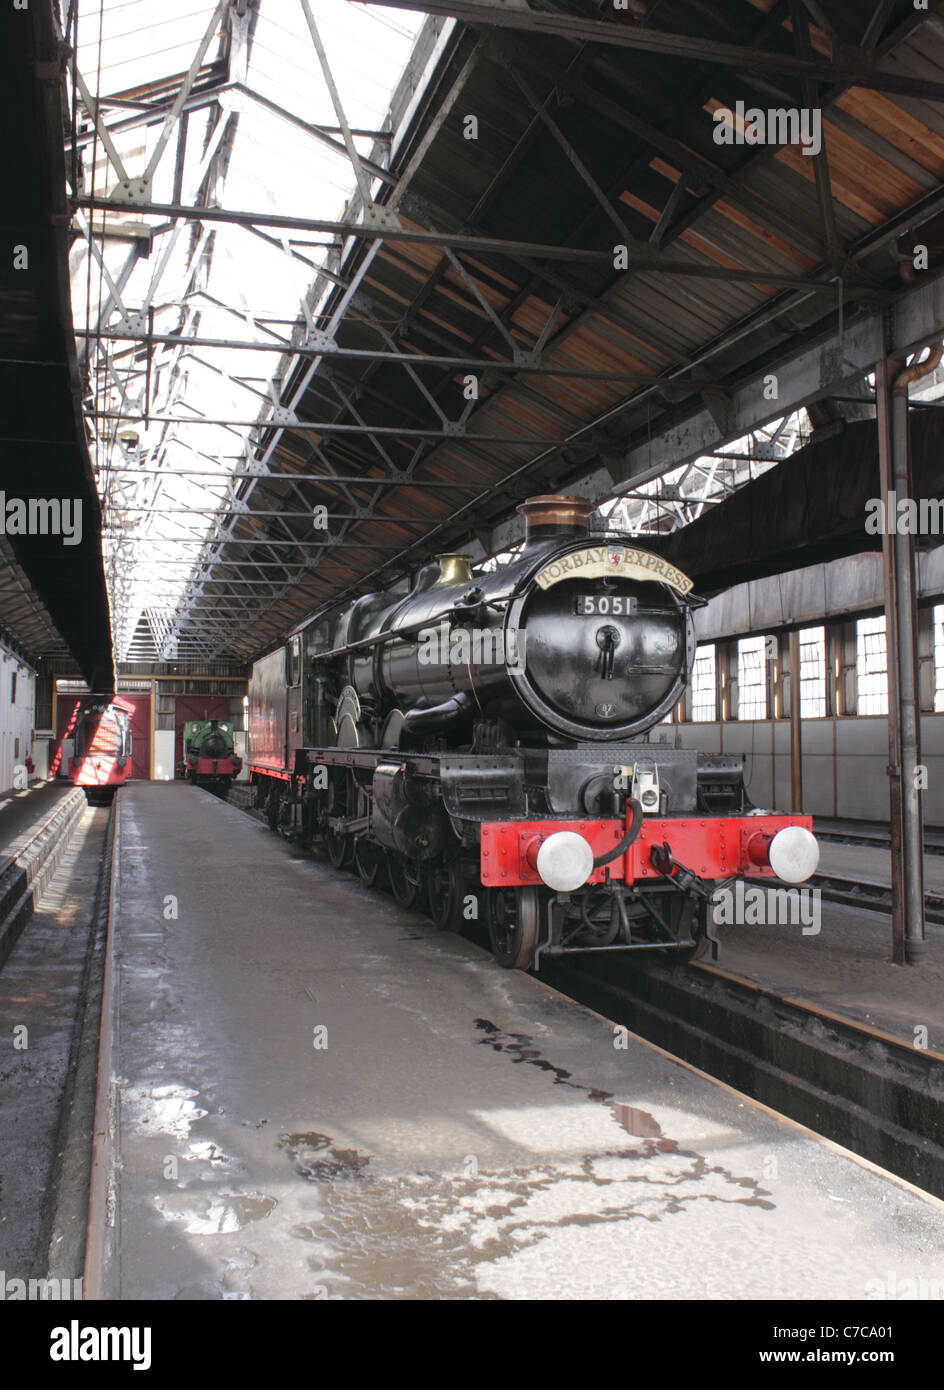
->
[[474, 1016, 594, 1090], [474, 1017, 667, 1131], [151, 1022, 775, 1294], [155, 1189, 277, 1234], [608, 1101, 663, 1139], [471, 1017, 770, 1184], [269, 1022, 775, 1298], [126, 1082, 208, 1141], [279, 1132, 371, 1182], [188, 1141, 229, 1164]]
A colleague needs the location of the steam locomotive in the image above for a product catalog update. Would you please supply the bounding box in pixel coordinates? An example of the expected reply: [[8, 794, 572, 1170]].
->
[[248, 495, 818, 970], [180, 718, 242, 790], [68, 700, 132, 803]]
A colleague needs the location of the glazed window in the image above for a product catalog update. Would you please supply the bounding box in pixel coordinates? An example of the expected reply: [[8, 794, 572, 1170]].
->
[[737, 636, 767, 720], [857, 616, 888, 716], [935, 606, 944, 711], [799, 627, 826, 718], [691, 644, 716, 722]]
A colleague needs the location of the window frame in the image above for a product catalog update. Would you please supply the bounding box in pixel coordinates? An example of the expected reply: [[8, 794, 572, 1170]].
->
[[737, 635, 768, 721]]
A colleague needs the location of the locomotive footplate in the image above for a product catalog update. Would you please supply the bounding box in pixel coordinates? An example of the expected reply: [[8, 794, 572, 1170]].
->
[[482, 810, 816, 966], [480, 813, 816, 887]]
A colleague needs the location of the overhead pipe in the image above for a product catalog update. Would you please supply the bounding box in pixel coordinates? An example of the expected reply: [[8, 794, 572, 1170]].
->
[[893, 343, 943, 393]]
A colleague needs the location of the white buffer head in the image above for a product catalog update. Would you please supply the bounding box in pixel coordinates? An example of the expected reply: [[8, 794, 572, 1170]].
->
[[535, 831, 595, 893], [767, 825, 820, 883]]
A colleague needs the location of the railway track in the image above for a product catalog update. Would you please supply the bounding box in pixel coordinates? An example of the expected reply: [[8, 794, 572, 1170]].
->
[[801, 821, 944, 919], [814, 821, 944, 855], [542, 953, 944, 1200], [810, 871, 944, 924]]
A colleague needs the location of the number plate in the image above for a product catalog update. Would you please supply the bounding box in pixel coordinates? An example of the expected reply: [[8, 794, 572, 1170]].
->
[[575, 594, 637, 616]]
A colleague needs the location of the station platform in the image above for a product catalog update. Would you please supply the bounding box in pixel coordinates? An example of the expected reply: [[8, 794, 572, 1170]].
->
[[0, 780, 88, 970], [0, 780, 78, 871], [92, 783, 943, 1301], [714, 838, 944, 1047], [0, 801, 110, 1276]]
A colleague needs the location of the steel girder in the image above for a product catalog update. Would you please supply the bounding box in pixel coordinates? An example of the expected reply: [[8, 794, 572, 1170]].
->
[[351, 0, 941, 101]]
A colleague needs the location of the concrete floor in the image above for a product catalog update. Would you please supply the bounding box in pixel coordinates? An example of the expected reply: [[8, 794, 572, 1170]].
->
[[97, 783, 944, 1301]]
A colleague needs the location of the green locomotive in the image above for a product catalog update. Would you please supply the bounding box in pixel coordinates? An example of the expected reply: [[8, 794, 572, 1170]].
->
[[179, 718, 242, 789]]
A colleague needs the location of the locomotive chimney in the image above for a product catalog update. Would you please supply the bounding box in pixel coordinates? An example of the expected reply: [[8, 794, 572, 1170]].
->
[[517, 494, 594, 544], [433, 553, 473, 586]]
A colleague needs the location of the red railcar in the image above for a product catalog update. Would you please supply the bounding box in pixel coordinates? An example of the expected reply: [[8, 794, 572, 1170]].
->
[[68, 702, 132, 802]]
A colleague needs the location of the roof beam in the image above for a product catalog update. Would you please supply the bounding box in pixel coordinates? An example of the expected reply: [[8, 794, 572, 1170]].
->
[[118, 541, 417, 550], [105, 508, 443, 522], [230, 83, 396, 186], [789, 0, 841, 268], [488, 270, 944, 552], [73, 194, 613, 265], [352, 0, 944, 102], [98, 469, 489, 486], [89, 412, 567, 442], [498, 37, 827, 262], [76, 329, 656, 379], [72, 196, 847, 286]]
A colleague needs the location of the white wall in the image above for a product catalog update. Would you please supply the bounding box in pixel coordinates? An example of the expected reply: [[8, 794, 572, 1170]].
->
[[153, 729, 176, 781], [31, 737, 51, 780], [0, 647, 35, 793], [234, 730, 249, 780]]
